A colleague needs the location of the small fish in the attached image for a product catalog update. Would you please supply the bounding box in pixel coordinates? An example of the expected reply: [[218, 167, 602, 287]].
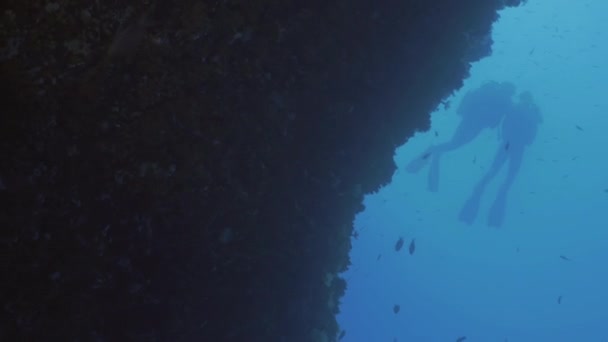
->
[[456, 336, 467, 342], [435, 131, 439, 137], [505, 142, 510, 151], [377, 254, 382, 261], [557, 295, 562, 304], [559, 255, 571, 261], [338, 330, 346, 340], [395, 237, 404, 251], [409, 239, 416, 255], [575, 125, 584, 131], [529, 47, 535, 55], [421, 152, 431, 160], [393, 304, 400, 314]]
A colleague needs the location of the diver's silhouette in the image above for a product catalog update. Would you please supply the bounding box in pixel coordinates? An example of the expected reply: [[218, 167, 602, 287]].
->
[[406, 81, 516, 192], [459, 91, 542, 227]]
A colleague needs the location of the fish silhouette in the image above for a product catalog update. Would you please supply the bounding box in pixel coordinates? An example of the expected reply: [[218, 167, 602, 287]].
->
[[409, 239, 416, 255], [395, 237, 404, 251]]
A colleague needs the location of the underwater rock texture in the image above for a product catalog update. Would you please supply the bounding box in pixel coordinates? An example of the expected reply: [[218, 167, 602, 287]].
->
[[0, 0, 524, 341]]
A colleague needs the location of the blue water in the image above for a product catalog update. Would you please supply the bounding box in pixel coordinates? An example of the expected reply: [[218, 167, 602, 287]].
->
[[337, 1, 608, 341]]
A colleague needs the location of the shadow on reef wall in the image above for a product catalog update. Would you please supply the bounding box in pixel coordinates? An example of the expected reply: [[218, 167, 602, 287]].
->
[[0, 0, 524, 341]]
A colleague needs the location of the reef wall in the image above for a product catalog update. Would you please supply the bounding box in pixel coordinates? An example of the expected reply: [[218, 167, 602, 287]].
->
[[0, 0, 524, 341]]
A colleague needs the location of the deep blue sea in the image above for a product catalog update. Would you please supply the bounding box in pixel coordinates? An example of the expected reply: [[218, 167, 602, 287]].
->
[[337, 0, 608, 341]]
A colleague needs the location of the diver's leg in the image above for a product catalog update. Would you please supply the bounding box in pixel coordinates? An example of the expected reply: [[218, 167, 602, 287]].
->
[[405, 146, 434, 173], [501, 147, 524, 190], [458, 145, 508, 224], [477, 145, 509, 189], [444, 117, 485, 150], [406, 118, 483, 174], [430, 121, 484, 155], [423, 120, 486, 189], [488, 147, 524, 227]]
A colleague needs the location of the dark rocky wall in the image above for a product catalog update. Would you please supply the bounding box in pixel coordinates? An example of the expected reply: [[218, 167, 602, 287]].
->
[[0, 0, 524, 341]]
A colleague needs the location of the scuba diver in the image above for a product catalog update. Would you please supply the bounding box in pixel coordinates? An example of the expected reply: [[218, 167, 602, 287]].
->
[[405, 81, 516, 192], [459, 91, 543, 227]]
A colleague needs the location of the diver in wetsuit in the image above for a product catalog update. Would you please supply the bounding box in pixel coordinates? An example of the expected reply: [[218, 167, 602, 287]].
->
[[459, 91, 542, 227]]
